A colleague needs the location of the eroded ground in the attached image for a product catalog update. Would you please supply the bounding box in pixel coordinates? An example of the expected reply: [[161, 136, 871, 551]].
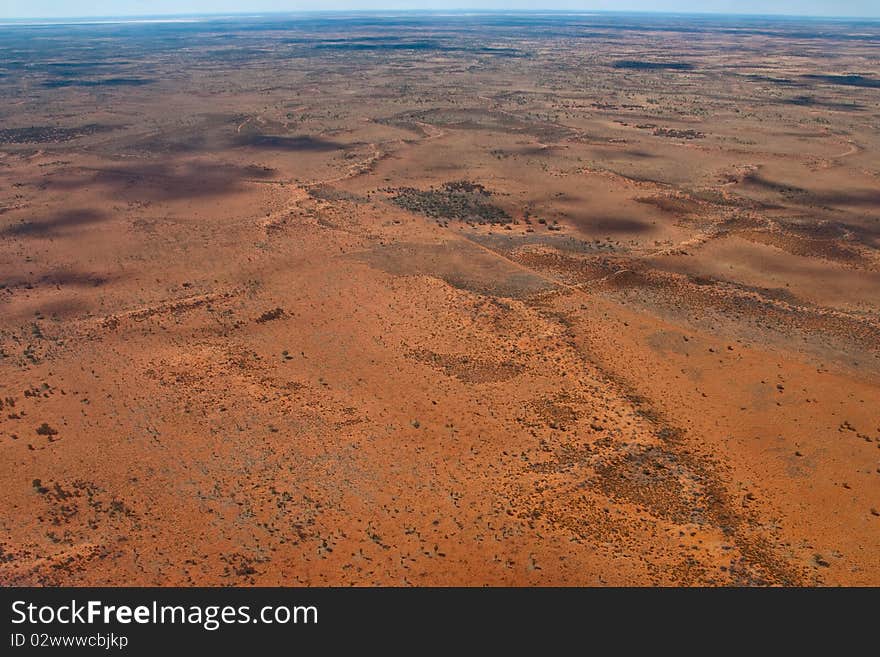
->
[[0, 13, 878, 585]]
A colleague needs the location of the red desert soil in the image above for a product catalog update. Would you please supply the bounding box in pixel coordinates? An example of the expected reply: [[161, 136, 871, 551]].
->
[[0, 13, 878, 585]]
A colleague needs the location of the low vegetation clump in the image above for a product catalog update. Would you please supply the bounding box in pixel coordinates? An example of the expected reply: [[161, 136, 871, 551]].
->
[[256, 307, 285, 323], [35, 423, 58, 436], [653, 127, 705, 139], [613, 60, 694, 71], [0, 124, 114, 144], [390, 181, 511, 224]]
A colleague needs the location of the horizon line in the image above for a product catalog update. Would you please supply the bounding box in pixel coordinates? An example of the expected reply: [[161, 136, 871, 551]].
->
[[2, 9, 880, 23]]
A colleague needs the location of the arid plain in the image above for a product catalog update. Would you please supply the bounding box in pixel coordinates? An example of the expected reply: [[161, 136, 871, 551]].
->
[[1, 12, 878, 585]]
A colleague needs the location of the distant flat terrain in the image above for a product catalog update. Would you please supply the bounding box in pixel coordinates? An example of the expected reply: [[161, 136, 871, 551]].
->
[[0, 12, 878, 585]]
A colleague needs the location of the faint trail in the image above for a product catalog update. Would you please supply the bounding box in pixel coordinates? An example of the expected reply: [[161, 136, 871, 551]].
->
[[834, 140, 859, 159], [644, 213, 735, 258], [813, 139, 860, 170], [256, 117, 448, 232], [255, 141, 385, 233], [460, 234, 584, 297], [83, 289, 241, 330], [412, 121, 447, 141], [304, 142, 384, 188]]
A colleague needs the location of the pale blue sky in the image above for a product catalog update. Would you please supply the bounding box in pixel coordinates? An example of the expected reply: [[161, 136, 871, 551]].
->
[[1, 1, 878, 19]]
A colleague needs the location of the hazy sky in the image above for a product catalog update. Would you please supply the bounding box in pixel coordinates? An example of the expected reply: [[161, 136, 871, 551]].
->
[[2, 1, 879, 19]]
